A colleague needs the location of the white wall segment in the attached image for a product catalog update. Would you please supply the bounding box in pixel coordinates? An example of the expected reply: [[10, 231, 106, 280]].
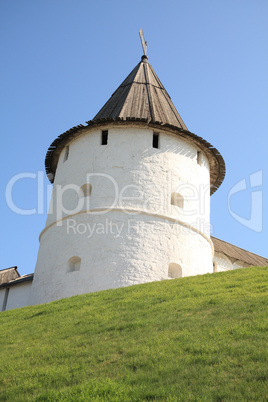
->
[[1, 282, 32, 311], [31, 125, 213, 305]]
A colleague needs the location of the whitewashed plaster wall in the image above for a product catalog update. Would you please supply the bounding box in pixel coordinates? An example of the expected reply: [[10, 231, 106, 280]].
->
[[233, 260, 250, 269], [46, 127, 211, 231], [213, 252, 251, 272], [0, 282, 32, 311], [31, 212, 213, 304], [0, 256, 253, 311], [31, 125, 213, 305]]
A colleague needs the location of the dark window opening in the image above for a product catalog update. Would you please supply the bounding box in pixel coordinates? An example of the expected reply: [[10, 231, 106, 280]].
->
[[197, 151, 201, 165], [102, 130, 108, 145], [63, 146, 69, 162], [153, 133, 159, 149]]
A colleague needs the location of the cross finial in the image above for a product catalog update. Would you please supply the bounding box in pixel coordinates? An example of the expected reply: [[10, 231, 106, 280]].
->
[[139, 28, 147, 56]]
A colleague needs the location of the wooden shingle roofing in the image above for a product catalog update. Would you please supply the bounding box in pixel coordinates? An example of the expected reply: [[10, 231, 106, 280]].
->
[[0, 273, 34, 289], [0, 266, 20, 285], [94, 55, 188, 129], [45, 55, 225, 194], [212, 237, 268, 267]]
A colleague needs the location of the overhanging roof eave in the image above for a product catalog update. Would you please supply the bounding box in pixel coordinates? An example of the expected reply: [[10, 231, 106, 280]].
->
[[44, 118, 225, 195]]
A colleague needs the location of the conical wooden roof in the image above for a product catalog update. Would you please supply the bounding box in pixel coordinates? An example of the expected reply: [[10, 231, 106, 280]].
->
[[45, 55, 225, 194], [94, 55, 187, 130]]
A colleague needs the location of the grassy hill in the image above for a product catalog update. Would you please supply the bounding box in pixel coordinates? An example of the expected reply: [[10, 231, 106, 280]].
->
[[0, 267, 267, 401]]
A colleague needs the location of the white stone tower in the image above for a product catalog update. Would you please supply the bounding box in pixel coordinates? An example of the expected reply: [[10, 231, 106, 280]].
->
[[31, 51, 225, 305]]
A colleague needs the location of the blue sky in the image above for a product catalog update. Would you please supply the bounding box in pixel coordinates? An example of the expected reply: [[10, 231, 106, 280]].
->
[[1, 0, 267, 276]]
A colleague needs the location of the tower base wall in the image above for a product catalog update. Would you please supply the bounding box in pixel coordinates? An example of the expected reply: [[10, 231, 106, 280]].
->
[[31, 211, 213, 305]]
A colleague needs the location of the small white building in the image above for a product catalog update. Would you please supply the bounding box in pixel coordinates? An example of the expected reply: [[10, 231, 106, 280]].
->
[[1, 52, 267, 311], [0, 268, 33, 311]]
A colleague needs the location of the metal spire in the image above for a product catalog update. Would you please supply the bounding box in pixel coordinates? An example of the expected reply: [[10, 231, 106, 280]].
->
[[139, 28, 147, 56]]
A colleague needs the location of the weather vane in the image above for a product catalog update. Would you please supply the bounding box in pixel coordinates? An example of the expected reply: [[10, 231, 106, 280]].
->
[[139, 28, 147, 56]]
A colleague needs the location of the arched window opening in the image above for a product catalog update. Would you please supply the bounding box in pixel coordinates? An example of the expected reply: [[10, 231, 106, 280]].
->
[[168, 263, 182, 279], [79, 183, 92, 198], [67, 256, 81, 272], [63, 145, 69, 162], [171, 193, 184, 209]]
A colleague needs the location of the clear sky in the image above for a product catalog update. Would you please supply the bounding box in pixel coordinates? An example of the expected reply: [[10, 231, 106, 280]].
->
[[1, 0, 267, 276]]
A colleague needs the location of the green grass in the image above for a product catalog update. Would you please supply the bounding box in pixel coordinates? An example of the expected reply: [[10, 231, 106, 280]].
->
[[0, 267, 267, 401]]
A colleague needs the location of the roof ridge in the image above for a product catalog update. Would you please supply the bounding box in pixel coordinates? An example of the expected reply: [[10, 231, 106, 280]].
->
[[119, 62, 144, 118], [143, 62, 154, 121], [110, 61, 142, 97], [0, 266, 18, 273], [147, 62, 165, 90]]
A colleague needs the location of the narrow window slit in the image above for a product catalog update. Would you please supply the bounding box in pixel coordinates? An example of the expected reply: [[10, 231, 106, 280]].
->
[[197, 151, 201, 165], [153, 133, 159, 149], [102, 130, 108, 145], [63, 145, 69, 162]]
